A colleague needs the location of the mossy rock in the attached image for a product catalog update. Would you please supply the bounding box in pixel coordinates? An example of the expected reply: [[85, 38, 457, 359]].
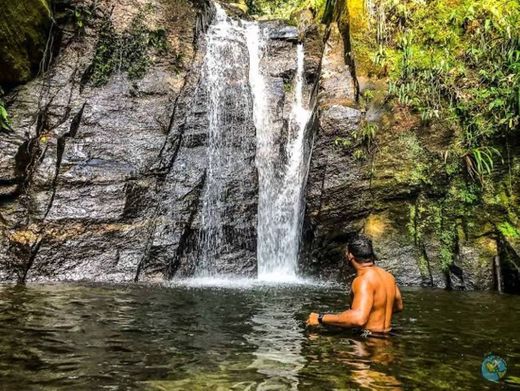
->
[[0, 0, 51, 86]]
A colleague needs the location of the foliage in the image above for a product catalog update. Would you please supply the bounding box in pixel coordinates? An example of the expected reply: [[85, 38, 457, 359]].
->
[[283, 79, 294, 93], [353, 121, 378, 147], [334, 136, 352, 148], [0, 88, 11, 131], [0, 101, 11, 131], [87, 17, 117, 86], [85, 5, 174, 87], [334, 121, 378, 160], [68, 4, 94, 33], [497, 221, 520, 239], [392, 132, 433, 186], [365, 0, 520, 183], [407, 177, 482, 272], [247, 0, 328, 21], [462, 146, 503, 182]]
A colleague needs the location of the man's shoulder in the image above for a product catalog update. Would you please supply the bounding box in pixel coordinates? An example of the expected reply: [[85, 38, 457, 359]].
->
[[357, 267, 396, 287], [352, 273, 376, 289], [375, 266, 396, 281]]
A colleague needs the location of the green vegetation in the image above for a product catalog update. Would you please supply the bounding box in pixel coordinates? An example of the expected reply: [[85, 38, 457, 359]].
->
[[247, 0, 328, 21], [0, 0, 52, 85], [283, 79, 294, 93], [0, 101, 11, 131], [354, 122, 378, 148], [347, 0, 520, 273], [362, 0, 519, 182], [85, 5, 173, 87], [498, 221, 520, 239], [69, 4, 94, 34], [334, 121, 378, 160], [407, 179, 481, 272], [0, 87, 11, 131]]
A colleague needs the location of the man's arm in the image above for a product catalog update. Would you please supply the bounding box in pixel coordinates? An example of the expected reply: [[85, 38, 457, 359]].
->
[[308, 277, 374, 328], [393, 284, 404, 313]]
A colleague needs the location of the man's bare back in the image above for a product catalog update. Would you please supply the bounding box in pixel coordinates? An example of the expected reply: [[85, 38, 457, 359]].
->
[[306, 234, 403, 333], [356, 265, 402, 332]]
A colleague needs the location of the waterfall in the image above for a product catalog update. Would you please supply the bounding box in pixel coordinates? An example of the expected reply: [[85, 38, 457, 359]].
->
[[197, 4, 256, 275], [248, 30, 312, 281], [195, 4, 311, 281]]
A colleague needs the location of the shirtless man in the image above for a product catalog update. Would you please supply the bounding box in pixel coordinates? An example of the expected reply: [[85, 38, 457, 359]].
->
[[306, 234, 403, 335]]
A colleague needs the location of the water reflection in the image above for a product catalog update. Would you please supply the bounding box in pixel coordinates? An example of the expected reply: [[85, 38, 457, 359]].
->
[[0, 284, 518, 390], [303, 329, 402, 390], [245, 296, 305, 390], [341, 337, 402, 390]]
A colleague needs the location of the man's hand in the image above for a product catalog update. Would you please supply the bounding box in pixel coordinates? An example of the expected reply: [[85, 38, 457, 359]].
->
[[306, 312, 319, 327]]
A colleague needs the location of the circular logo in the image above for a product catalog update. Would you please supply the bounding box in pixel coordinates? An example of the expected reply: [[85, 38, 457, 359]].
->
[[481, 354, 507, 382]]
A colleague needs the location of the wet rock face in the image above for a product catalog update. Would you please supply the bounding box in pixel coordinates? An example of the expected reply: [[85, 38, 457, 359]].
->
[[140, 8, 260, 279], [302, 21, 368, 279], [0, 0, 209, 282], [0, 0, 509, 291], [0, 0, 303, 282], [301, 0, 497, 290]]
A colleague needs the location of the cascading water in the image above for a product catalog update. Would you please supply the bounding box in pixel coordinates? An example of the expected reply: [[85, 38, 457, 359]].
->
[[197, 4, 256, 276], [196, 4, 312, 281], [248, 31, 312, 281]]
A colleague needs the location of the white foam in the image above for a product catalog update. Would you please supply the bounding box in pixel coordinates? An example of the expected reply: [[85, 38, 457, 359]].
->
[[168, 275, 337, 290]]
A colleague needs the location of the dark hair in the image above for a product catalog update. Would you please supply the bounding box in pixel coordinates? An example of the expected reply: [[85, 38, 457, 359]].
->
[[346, 234, 375, 263]]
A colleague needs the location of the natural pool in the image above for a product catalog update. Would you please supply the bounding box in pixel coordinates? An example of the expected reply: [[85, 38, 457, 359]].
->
[[0, 281, 518, 390]]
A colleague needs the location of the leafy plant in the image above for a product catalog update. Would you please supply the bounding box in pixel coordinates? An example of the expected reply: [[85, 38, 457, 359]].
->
[[73, 5, 92, 31], [353, 148, 366, 160], [0, 101, 11, 131], [334, 137, 352, 148], [88, 17, 117, 86], [497, 221, 520, 239], [373, 0, 519, 184], [0, 89, 12, 131], [463, 146, 502, 182], [283, 80, 294, 93], [354, 122, 378, 147]]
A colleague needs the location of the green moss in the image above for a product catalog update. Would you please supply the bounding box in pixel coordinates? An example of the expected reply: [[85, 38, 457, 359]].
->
[[362, 0, 519, 182], [247, 0, 328, 21], [394, 132, 432, 186], [498, 222, 520, 239], [417, 254, 430, 277], [408, 196, 459, 272], [87, 18, 117, 87], [85, 5, 173, 87], [0, 0, 52, 85], [439, 227, 457, 270]]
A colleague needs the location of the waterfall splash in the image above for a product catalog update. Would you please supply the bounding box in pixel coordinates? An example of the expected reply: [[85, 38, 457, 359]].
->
[[248, 30, 312, 281]]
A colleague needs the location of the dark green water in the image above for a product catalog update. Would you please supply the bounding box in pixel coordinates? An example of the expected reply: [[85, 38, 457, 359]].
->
[[0, 281, 519, 390]]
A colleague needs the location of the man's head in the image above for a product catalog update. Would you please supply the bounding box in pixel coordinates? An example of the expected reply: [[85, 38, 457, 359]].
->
[[345, 234, 375, 266]]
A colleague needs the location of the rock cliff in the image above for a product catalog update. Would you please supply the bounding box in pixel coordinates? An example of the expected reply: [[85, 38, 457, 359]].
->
[[301, 0, 519, 293], [0, 0, 310, 282], [0, 0, 518, 292]]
